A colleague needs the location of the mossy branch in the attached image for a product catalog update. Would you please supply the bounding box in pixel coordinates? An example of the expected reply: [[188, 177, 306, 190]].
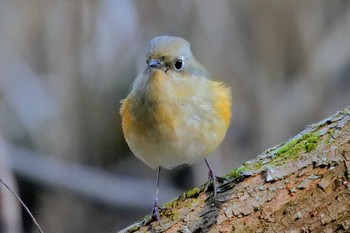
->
[[119, 107, 350, 233]]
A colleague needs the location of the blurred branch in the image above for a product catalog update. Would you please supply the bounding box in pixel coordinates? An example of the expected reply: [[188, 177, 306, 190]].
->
[[4, 142, 181, 210], [0, 136, 23, 233], [0, 179, 43, 233]]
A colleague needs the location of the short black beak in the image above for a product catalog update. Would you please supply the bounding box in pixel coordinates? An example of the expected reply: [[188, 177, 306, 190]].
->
[[148, 59, 163, 69]]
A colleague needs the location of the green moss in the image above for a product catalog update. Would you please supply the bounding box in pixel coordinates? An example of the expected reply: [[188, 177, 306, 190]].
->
[[185, 187, 200, 198], [274, 132, 320, 161], [177, 187, 201, 202], [162, 187, 200, 213], [163, 199, 179, 209], [185, 202, 193, 209], [226, 132, 321, 179], [249, 160, 265, 170], [304, 134, 319, 152], [161, 208, 179, 221], [275, 138, 302, 159], [226, 165, 248, 179], [128, 225, 140, 232], [226, 157, 268, 179]]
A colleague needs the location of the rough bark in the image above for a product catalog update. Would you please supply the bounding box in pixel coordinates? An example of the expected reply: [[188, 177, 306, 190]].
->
[[119, 107, 350, 233]]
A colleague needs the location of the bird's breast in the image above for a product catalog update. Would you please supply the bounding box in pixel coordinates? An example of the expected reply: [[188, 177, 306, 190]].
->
[[120, 70, 231, 169]]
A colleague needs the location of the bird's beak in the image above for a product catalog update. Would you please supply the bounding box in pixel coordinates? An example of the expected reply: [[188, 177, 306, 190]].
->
[[148, 59, 163, 69]]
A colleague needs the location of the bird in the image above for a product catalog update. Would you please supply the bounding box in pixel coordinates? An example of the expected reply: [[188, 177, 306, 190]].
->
[[120, 35, 232, 222]]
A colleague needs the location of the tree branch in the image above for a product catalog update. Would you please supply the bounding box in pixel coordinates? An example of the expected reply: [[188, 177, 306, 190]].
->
[[119, 107, 350, 233]]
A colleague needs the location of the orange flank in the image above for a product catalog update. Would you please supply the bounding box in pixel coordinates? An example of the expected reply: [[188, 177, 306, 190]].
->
[[213, 82, 232, 128], [119, 98, 132, 137]]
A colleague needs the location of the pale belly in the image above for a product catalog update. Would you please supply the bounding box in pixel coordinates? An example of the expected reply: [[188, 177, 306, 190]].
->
[[125, 109, 227, 170]]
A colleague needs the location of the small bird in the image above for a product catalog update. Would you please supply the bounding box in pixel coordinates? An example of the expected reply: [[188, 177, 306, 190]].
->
[[120, 35, 232, 222]]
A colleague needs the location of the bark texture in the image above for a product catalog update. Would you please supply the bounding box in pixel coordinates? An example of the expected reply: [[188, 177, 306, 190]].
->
[[120, 107, 350, 233]]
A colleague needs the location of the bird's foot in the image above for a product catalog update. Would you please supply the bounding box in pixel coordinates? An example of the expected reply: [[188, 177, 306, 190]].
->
[[151, 200, 165, 230], [205, 169, 218, 197], [205, 171, 230, 198], [152, 205, 161, 223]]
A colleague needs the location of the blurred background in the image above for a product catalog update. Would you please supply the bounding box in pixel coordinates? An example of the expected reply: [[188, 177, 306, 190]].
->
[[0, 0, 349, 232]]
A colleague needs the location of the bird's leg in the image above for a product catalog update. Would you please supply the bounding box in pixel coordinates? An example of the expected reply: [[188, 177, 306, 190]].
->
[[205, 158, 218, 197], [152, 167, 162, 224]]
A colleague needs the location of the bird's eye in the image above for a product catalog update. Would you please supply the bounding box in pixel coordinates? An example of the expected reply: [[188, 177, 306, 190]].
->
[[174, 59, 184, 71]]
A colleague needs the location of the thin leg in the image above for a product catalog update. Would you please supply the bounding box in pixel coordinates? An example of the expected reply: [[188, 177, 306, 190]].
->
[[205, 158, 217, 197], [152, 167, 161, 223]]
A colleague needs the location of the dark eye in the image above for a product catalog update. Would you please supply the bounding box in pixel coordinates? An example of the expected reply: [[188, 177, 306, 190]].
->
[[174, 59, 184, 71]]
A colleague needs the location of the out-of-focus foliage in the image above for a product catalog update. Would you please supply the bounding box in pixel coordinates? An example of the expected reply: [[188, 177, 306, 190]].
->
[[0, 1, 349, 232]]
